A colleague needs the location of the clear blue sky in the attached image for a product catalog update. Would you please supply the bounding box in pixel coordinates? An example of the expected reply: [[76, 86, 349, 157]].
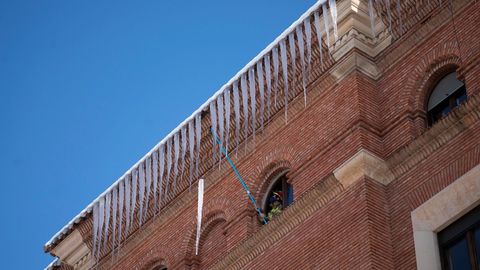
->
[[0, 1, 315, 268]]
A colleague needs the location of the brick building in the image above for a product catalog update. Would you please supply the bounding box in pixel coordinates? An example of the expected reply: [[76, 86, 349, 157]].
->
[[44, 0, 480, 269]]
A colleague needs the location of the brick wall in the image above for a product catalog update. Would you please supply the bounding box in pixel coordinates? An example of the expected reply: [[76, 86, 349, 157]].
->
[[90, 1, 480, 269]]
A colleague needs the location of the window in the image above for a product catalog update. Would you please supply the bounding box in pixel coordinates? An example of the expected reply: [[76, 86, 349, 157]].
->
[[151, 265, 167, 270], [427, 72, 467, 126], [261, 172, 293, 223], [438, 205, 480, 270]]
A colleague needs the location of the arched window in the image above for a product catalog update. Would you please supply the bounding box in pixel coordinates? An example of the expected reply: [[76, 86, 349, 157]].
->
[[261, 171, 293, 223], [151, 265, 167, 270], [427, 72, 467, 126]]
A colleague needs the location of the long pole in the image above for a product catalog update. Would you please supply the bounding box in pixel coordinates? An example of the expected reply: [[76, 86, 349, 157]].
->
[[210, 128, 267, 224]]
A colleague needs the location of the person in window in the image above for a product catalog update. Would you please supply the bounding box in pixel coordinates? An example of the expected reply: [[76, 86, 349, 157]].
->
[[267, 192, 283, 221]]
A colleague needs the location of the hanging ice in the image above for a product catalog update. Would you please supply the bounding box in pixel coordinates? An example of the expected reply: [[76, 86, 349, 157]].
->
[[248, 68, 256, 143], [322, 4, 331, 51], [117, 178, 125, 251], [296, 25, 307, 106], [224, 88, 231, 152], [272, 46, 280, 107], [111, 185, 118, 255], [304, 17, 312, 80], [240, 74, 249, 150], [328, 0, 338, 41], [188, 121, 195, 190], [92, 202, 99, 260], [314, 11, 324, 66], [152, 150, 159, 213], [368, 0, 376, 37], [280, 39, 289, 123], [195, 114, 202, 178], [181, 126, 187, 179], [209, 101, 218, 164], [173, 132, 180, 193], [158, 144, 165, 209], [195, 178, 204, 256], [138, 163, 146, 226], [103, 191, 111, 250], [288, 33, 296, 109], [130, 169, 138, 230], [165, 139, 172, 199], [256, 61, 265, 131], [96, 196, 105, 259], [264, 54, 272, 119], [217, 95, 224, 166], [124, 174, 131, 234], [144, 156, 152, 220], [233, 81, 241, 155]]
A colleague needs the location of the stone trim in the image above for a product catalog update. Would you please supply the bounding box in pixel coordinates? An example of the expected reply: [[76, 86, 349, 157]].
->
[[411, 164, 480, 270]]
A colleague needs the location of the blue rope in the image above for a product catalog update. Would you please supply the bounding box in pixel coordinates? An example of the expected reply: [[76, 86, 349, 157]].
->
[[210, 128, 267, 224]]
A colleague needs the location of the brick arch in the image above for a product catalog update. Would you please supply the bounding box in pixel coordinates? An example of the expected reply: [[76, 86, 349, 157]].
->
[[252, 160, 292, 207], [405, 41, 462, 112], [181, 209, 228, 261], [134, 245, 170, 270]]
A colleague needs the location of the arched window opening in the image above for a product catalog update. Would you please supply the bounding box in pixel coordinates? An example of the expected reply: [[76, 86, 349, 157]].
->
[[261, 172, 293, 223], [151, 265, 167, 270], [427, 72, 467, 126]]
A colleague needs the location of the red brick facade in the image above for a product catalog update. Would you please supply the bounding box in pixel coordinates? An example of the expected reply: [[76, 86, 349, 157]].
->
[[47, 1, 480, 269]]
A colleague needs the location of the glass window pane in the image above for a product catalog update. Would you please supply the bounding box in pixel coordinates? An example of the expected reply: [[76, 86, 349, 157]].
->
[[445, 237, 472, 270]]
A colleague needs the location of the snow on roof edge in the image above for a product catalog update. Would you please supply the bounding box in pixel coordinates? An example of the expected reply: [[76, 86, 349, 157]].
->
[[44, 0, 328, 251]]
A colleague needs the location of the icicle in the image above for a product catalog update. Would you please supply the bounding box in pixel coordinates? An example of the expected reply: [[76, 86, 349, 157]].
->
[[188, 121, 195, 191], [96, 196, 105, 259], [195, 114, 202, 178], [92, 202, 99, 261], [173, 132, 180, 193], [117, 179, 125, 251], [385, 0, 393, 33], [328, 0, 338, 41], [296, 25, 307, 106], [224, 88, 231, 152], [111, 186, 118, 256], [195, 178, 204, 256], [280, 39, 289, 123], [240, 74, 249, 150], [256, 61, 265, 131], [217, 95, 224, 166], [209, 101, 218, 164], [322, 4, 331, 51], [180, 126, 187, 179], [314, 11, 324, 66], [158, 144, 165, 209], [144, 156, 152, 220], [233, 81, 241, 155], [248, 68, 256, 143], [124, 174, 131, 233], [165, 139, 172, 199], [288, 33, 296, 105], [272, 46, 280, 107], [264, 54, 272, 119], [138, 163, 146, 226], [130, 170, 138, 230], [152, 150, 159, 213], [102, 191, 111, 250], [304, 17, 312, 80], [368, 0, 376, 37], [397, 0, 403, 35]]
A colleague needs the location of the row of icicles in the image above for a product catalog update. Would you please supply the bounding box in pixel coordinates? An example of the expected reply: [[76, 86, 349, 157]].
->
[[87, 0, 443, 265]]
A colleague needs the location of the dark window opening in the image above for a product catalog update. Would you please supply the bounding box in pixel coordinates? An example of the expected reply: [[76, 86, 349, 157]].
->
[[151, 265, 167, 270], [262, 173, 293, 223], [427, 72, 467, 126], [438, 204, 480, 270]]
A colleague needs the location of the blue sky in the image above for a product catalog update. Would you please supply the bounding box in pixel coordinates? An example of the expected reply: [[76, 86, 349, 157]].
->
[[0, 1, 315, 268]]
